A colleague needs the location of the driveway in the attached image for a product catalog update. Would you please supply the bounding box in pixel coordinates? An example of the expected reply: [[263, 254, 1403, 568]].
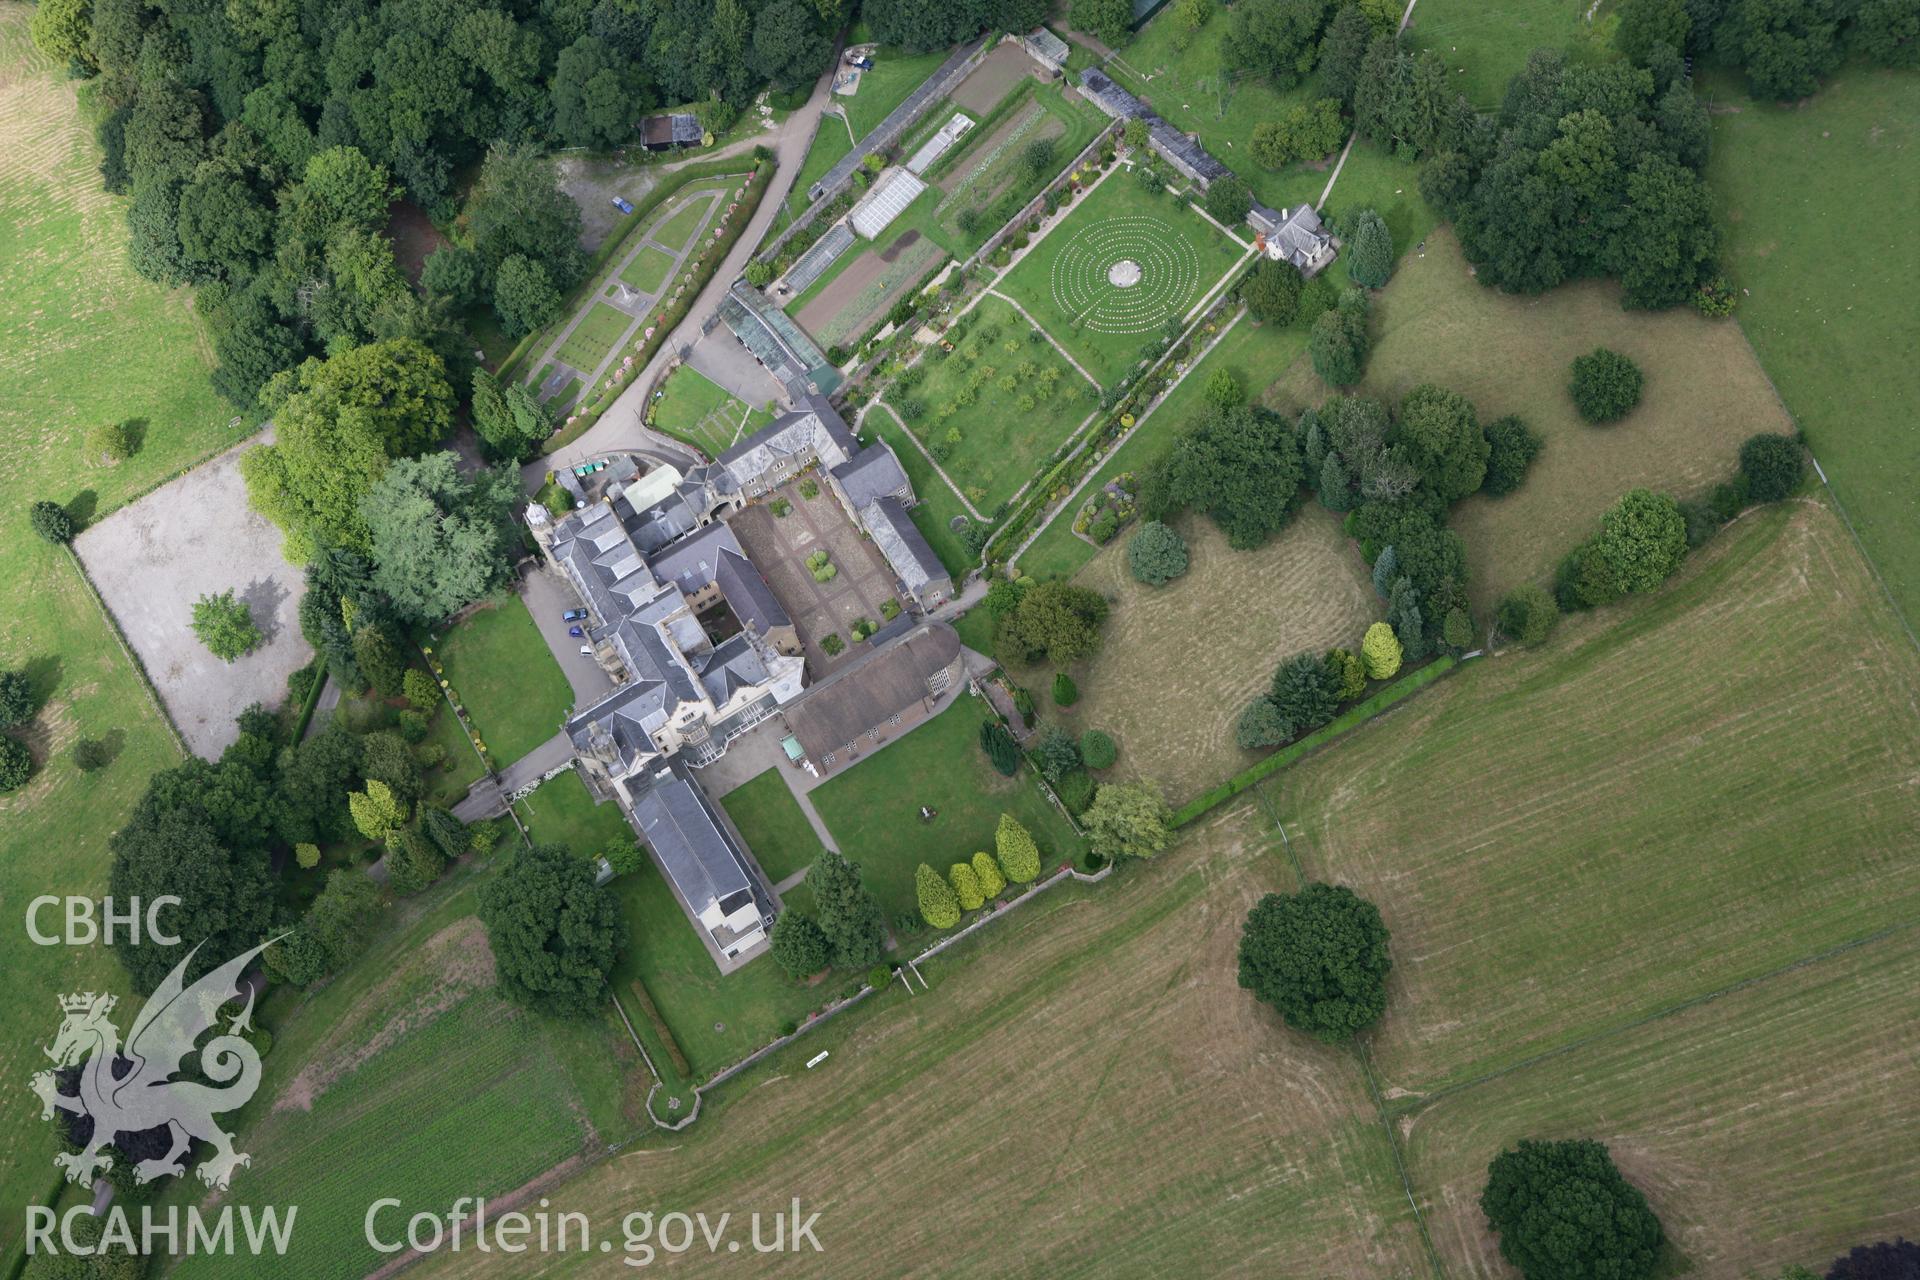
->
[[532, 55, 842, 479], [686, 328, 784, 411], [518, 563, 614, 710]]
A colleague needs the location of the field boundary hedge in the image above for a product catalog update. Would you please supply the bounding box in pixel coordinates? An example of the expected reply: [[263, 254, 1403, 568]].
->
[[1172, 656, 1463, 827]]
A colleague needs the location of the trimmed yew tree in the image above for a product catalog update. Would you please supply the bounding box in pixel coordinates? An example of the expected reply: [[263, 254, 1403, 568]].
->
[[769, 911, 832, 978], [995, 813, 1041, 884], [1236, 883, 1391, 1043], [970, 851, 1006, 900], [916, 862, 961, 929], [1361, 622, 1402, 679], [1480, 1139, 1663, 1280], [948, 861, 985, 911]]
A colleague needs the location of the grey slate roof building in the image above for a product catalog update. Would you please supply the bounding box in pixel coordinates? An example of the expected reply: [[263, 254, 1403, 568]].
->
[[627, 759, 775, 959], [638, 113, 702, 150], [825, 438, 953, 608], [1079, 68, 1235, 192], [1254, 203, 1338, 275]]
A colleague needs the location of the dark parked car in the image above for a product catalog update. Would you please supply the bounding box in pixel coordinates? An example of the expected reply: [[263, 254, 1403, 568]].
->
[[611, 196, 634, 214], [568, 626, 584, 638], [563, 609, 589, 622]]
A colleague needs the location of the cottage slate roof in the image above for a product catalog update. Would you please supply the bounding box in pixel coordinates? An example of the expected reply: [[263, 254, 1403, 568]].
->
[[627, 762, 759, 916], [831, 439, 911, 510], [717, 400, 858, 491], [861, 496, 948, 598], [1271, 203, 1332, 266], [784, 623, 962, 762]]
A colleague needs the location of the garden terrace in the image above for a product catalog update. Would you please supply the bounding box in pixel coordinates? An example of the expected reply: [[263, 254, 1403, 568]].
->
[[427, 598, 577, 766]]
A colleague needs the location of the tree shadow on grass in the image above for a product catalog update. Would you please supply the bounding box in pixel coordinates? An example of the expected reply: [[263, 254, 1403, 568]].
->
[[65, 489, 98, 531]]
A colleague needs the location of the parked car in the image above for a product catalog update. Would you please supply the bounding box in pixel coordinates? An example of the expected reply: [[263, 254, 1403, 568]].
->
[[579, 645, 593, 656], [563, 609, 589, 621], [611, 196, 634, 214], [568, 626, 584, 638]]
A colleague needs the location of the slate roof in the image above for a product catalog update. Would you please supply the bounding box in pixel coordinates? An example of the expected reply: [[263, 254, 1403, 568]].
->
[[831, 439, 911, 510], [717, 397, 858, 491], [639, 113, 702, 146], [627, 761, 763, 919], [714, 550, 790, 637], [1025, 27, 1070, 66], [1080, 69, 1149, 120], [861, 497, 948, 598], [1148, 119, 1231, 184], [697, 632, 772, 706], [784, 623, 963, 763], [1269, 203, 1334, 268]]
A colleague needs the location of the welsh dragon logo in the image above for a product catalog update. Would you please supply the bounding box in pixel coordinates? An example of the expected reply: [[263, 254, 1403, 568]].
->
[[30, 939, 275, 1190]]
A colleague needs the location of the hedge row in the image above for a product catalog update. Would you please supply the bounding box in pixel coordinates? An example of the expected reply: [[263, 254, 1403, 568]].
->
[[628, 978, 694, 1080], [1172, 657, 1460, 827]]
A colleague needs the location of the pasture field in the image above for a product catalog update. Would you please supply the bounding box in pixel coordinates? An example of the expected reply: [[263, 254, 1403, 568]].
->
[[429, 598, 576, 763], [1017, 307, 1310, 580], [1108, 6, 1328, 213], [1050, 506, 1379, 806], [1278, 497, 1920, 1095], [1403, 926, 1920, 1278], [810, 694, 1085, 919], [553, 301, 637, 374], [882, 295, 1098, 509], [853, 405, 980, 577], [0, 7, 249, 1258], [1403, 0, 1608, 110], [1704, 67, 1920, 631], [1279, 231, 1793, 613], [999, 174, 1247, 384], [717, 768, 823, 884], [650, 364, 769, 456], [168, 863, 639, 1280], [408, 804, 1435, 1280]]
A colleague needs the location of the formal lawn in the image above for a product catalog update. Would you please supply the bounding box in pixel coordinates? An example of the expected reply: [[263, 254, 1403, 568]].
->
[[0, 10, 252, 1258], [428, 599, 575, 765], [518, 768, 631, 858], [648, 364, 768, 457], [854, 406, 981, 578], [1279, 497, 1920, 1097], [719, 769, 823, 884], [1018, 306, 1311, 580], [998, 173, 1247, 386], [607, 860, 840, 1078], [553, 301, 636, 374], [810, 694, 1084, 920], [882, 295, 1098, 510], [1704, 66, 1920, 632], [648, 188, 717, 252], [617, 244, 675, 295], [161, 861, 637, 1280]]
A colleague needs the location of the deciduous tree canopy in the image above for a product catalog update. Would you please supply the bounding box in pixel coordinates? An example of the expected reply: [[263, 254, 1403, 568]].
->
[[480, 843, 627, 1018], [1480, 1139, 1663, 1280], [1236, 882, 1391, 1041]]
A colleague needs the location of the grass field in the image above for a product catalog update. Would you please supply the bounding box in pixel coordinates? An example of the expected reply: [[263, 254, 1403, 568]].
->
[[1704, 66, 1920, 633], [1289, 230, 1795, 614], [783, 115, 854, 219], [842, 42, 955, 140], [810, 694, 1085, 919], [618, 244, 675, 294], [1018, 307, 1310, 580], [718, 769, 823, 884], [167, 861, 639, 1280], [999, 173, 1247, 385], [1404, 925, 1920, 1277], [883, 295, 1098, 509], [409, 803, 1435, 1280], [1049, 506, 1379, 806], [1403, 0, 1610, 110], [553, 301, 636, 374], [429, 599, 576, 764], [0, 8, 252, 1258], [649, 364, 769, 456], [1109, 6, 1328, 213], [1279, 497, 1920, 1097], [518, 768, 631, 857]]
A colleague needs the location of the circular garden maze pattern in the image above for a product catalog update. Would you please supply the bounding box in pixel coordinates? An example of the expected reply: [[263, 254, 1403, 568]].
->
[[1048, 215, 1205, 335]]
